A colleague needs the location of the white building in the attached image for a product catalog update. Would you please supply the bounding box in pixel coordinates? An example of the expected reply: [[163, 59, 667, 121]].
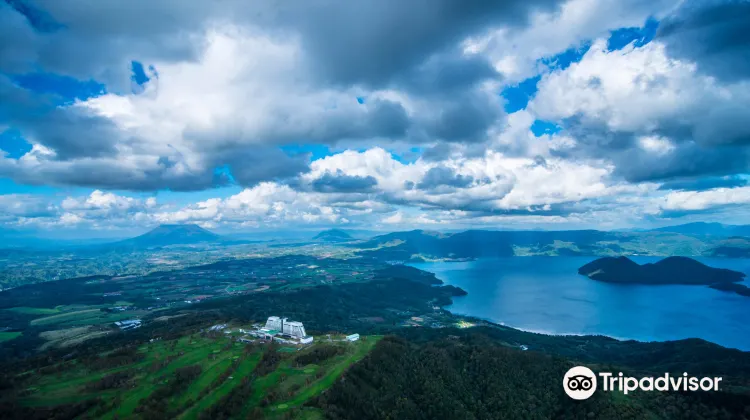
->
[[283, 320, 307, 338], [345, 333, 360, 342], [115, 319, 142, 330], [264, 316, 307, 338]]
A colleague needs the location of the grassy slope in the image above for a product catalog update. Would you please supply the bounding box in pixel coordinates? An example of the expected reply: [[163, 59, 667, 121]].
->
[[19, 333, 380, 419], [179, 351, 262, 419], [0, 331, 22, 342], [279, 337, 379, 411]]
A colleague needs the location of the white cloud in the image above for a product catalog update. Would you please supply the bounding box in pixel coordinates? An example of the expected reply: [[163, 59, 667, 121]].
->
[[638, 135, 675, 155], [531, 39, 750, 146], [661, 187, 750, 212], [59, 213, 84, 225], [465, 0, 679, 82]]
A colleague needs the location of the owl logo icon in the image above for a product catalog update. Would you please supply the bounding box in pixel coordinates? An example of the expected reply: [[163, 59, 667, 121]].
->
[[563, 366, 597, 400]]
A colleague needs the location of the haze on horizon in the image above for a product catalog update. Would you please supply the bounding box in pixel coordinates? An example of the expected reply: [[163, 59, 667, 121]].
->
[[1, 0, 750, 237]]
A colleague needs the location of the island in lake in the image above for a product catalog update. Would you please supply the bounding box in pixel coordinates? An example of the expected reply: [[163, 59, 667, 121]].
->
[[578, 256, 746, 287]]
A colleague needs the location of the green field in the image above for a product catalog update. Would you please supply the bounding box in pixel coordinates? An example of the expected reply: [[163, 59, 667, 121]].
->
[[19, 332, 381, 419], [0, 331, 21, 342], [4, 307, 60, 315]]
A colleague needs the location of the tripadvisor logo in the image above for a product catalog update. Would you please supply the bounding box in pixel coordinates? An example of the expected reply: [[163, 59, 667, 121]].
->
[[563, 366, 722, 400]]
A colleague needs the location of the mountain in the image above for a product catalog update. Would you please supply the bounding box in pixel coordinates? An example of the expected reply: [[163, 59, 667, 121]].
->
[[355, 229, 619, 260], [651, 222, 750, 237], [111, 224, 222, 248], [313, 229, 353, 242], [578, 256, 746, 285], [709, 237, 750, 258]]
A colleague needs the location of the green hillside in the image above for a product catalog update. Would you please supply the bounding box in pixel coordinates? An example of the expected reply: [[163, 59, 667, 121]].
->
[[15, 332, 380, 419]]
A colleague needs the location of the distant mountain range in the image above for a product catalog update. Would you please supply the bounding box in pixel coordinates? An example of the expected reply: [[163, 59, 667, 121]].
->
[[313, 229, 353, 242], [355, 229, 621, 260], [4, 222, 750, 257], [650, 222, 750, 237], [111, 224, 222, 248], [354, 228, 750, 260]]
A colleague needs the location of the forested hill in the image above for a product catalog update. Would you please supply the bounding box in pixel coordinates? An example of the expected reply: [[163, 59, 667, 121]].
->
[[578, 256, 746, 285], [317, 335, 582, 419], [313, 229, 353, 242], [314, 328, 750, 420]]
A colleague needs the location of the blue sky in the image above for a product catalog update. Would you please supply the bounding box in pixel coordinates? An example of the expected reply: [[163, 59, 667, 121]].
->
[[1, 0, 749, 235]]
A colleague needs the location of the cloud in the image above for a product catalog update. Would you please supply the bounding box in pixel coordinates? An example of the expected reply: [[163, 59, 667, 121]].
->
[[303, 147, 622, 215], [657, 0, 750, 83], [661, 186, 750, 212], [0, 190, 160, 229], [530, 37, 750, 182], [61, 190, 151, 212], [532, 39, 750, 146], [269, 0, 565, 87], [152, 182, 350, 227], [311, 171, 378, 193], [2, 0, 750, 230], [658, 176, 748, 192], [465, 0, 678, 82], [0, 194, 55, 219], [417, 166, 475, 190]]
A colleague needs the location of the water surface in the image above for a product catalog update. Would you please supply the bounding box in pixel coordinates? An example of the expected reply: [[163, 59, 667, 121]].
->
[[410, 257, 750, 350]]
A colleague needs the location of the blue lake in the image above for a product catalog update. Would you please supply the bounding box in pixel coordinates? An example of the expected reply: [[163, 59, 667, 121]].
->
[[410, 257, 750, 351]]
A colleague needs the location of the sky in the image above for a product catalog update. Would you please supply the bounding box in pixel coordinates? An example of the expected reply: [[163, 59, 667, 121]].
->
[[1, 0, 749, 236]]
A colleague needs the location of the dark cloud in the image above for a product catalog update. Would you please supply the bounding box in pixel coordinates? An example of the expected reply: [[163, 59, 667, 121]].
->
[[0, 142, 309, 192], [550, 113, 750, 183], [278, 0, 564, 87], [614, 143, 750, 183], [393, 51, 499, 96], [424, 92, 504, 143], [417, 166, 474, 189], [0, 2, 41, 74], [0, 157, 223, 191], [2, 0, 563, 90], [361, 99, 411, 139], [0, 75, 122, 158], [0, 0, 210, 90], [658, 175, 748, 191], [183, 98, 410, 147], [1, 0, 554, 193], [421, 143, 456, 161], [218, 147, 310, 188], [311, 170, 378, 193], [657, 0, 750, 83], [559, 133, 750, 184]]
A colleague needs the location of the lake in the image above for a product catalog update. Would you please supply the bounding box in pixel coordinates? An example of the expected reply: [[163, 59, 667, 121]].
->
[[410, 257, 750, 351]]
